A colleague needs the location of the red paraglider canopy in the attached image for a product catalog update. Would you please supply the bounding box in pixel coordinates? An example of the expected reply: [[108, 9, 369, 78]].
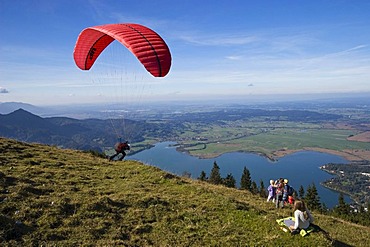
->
[[73, 23, 171, 77]]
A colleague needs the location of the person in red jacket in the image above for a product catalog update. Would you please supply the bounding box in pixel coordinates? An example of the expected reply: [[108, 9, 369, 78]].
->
[[109, 141, 130, 161]]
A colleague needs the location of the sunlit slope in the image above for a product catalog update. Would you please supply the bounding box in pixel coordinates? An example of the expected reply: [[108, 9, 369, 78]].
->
[[1, 137, 369, 246]]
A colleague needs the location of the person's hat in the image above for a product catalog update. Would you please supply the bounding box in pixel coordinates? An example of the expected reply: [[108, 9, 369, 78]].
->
[[284, 179, 289, 184]]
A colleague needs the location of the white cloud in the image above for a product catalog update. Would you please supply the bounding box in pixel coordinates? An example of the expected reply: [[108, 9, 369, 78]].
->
[[0, 87, 9, 93], [177, 31, 258, 46], [225, 55, 243, 60]]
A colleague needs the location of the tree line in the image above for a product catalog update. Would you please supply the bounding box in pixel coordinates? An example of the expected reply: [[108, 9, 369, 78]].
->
[[196, 161, 370, 227]]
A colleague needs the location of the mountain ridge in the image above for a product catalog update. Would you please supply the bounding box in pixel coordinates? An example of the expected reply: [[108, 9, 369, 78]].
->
[[0, 102, 44, 115], [0, 109, 149, 152]]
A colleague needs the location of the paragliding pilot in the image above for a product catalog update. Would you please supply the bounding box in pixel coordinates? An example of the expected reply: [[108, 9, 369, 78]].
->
[[109, 141, 130, 161]]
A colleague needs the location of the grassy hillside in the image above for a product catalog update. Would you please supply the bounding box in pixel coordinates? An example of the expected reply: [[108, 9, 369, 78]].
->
[[1, 138, 369, 246]]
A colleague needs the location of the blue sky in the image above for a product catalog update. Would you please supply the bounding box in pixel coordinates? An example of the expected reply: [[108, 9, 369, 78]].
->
[[1, 0, 370, 106]]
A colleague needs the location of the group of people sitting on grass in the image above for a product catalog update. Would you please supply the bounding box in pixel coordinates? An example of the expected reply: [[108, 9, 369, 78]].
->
[[268, 178, 314, 233]]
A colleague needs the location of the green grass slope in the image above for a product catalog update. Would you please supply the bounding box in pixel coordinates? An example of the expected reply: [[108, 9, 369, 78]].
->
[[1, 137, 369, 246]]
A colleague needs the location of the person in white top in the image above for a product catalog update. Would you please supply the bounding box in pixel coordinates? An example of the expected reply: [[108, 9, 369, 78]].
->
[[289, 200, 314, 231]]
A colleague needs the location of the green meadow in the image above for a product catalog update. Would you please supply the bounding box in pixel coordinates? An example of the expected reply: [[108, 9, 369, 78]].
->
[[179, 121, 370, 158]]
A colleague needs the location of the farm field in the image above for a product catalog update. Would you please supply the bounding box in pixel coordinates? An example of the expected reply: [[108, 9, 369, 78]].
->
[[176, 120, 370, 161]]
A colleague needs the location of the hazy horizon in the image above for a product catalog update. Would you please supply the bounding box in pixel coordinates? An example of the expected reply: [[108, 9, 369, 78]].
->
[[2, 91, 370, 108]]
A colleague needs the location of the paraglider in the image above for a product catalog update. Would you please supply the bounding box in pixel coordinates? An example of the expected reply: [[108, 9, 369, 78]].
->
[[73, 23, 172, 77], [73, 23, 172, 160], [109, 141, 130, 161]]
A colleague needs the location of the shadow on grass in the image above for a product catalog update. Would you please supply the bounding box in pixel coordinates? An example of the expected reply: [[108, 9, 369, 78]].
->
[[0, 215, 34, 242], [311, 224, 353, 247], [331, 240, 354, 247]]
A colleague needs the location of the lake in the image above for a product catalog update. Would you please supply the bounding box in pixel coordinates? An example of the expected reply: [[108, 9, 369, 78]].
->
[[129, 141, 351, 208]]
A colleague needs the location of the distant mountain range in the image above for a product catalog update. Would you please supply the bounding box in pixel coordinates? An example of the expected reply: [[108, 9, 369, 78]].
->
[[0, 102, 44, 115], [0, 109, 150, 152], [0, 102, 345, 153], [0, 102, 112, 119]]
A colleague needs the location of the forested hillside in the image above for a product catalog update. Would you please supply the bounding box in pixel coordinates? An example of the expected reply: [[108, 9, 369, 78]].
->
[[321, 162, 370, 205]]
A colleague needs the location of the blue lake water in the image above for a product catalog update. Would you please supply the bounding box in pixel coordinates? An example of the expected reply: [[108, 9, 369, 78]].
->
[[129, 141, 351, 208]]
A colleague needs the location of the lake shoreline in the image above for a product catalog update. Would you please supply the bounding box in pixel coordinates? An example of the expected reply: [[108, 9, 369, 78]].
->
[[132, 141, 352, 208], [180, 145, 366, 206], [273, 147, 370, 162], [179, 146, 368, 162]]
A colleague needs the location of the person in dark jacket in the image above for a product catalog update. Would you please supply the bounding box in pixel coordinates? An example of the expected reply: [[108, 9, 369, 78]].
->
[[109, 141, 130, 161], [275, 178, 285, 208]]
